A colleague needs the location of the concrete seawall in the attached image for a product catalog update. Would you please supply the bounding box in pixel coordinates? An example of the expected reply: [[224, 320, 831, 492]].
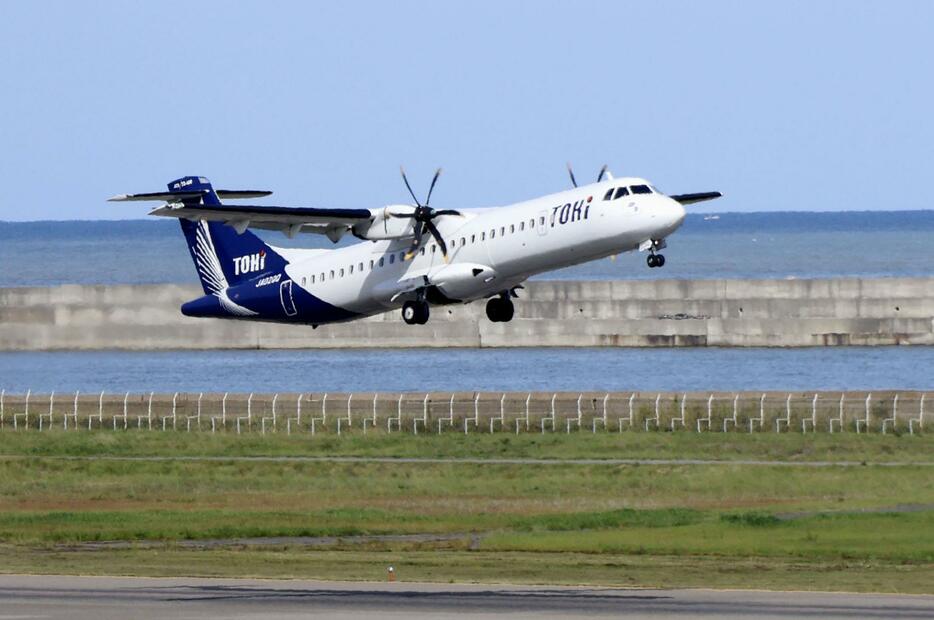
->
[[1, 278, 933, 350]]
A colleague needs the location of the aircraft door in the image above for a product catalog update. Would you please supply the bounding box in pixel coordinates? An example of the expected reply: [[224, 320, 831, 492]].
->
[[279, 279, 298, 317]]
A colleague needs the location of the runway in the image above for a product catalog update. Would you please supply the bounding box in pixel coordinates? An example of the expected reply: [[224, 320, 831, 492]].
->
[[0, 575, 931, 619]]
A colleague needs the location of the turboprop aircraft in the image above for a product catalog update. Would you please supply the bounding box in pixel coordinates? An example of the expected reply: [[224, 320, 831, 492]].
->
[[110, 167, 720, 326]]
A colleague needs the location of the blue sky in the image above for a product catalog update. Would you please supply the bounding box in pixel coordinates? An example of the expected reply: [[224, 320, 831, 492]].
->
[[0, 1, 931, 220]]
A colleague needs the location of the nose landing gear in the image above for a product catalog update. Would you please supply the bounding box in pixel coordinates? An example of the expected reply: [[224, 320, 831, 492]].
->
[[647, 253, 666, 268]]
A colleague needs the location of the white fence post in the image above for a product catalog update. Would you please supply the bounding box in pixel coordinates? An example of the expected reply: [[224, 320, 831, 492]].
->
[[910, 394, 925, 435], [882, 394, 899, 434], [830, 394, 845, 433], [161, 392, 177, 431], [671, 394, 686, 431], [89, 391, 104, 430], [439, 394, 455, 434], [697, 394, 713, 432], [388, 394, 403, 433], [541, 394, 556, 433], [212, 392, 229, 433], [565, 393, 583, 433], [237, 393, 253, 434], [311, 393, 327, 435], [38, 392, 54, 431], [262, 393, 279, 435], [775, 394, 791, 433], [464, 393, 479, 434], [802, 394, 818, 433], [856, 393, 871, 433], [644, 394, 660, 431], [115, 392, 129, 430], [413, 393, 428, 434], [593, 394, 608, 433], [723, 394, 739, 432], [749, 393, 765, 432], [136, 392, 153, 430], [363, 393, 378, 435], [490, 394, 506, 433], [619, 393, 635, 432], [338, 393, 353, 436], [187, 392, 203, 432], [287, 394, 303, 435], [13, 389, 30, 430]]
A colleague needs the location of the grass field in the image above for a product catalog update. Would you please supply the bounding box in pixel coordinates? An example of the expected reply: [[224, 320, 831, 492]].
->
[[0, 431, 932, 592]]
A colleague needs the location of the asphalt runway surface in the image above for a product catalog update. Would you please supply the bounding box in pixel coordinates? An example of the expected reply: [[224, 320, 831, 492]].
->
[[0, 575, 931, 619]]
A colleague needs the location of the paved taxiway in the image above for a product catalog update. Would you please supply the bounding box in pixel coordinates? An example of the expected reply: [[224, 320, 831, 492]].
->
[[0, 575, 931, 619]]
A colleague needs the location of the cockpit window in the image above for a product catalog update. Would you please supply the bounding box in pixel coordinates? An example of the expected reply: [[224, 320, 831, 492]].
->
[[603, 188, 613, 201], [630, 184, 652, 194], [613, 187, 630, 199]]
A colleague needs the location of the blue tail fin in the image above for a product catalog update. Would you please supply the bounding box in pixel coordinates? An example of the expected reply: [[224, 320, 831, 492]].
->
[[170, 176, 287, 295]]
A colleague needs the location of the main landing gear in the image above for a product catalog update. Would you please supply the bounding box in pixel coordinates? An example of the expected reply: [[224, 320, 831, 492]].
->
[[647, 253, 666, 268], [486, 295, 515, 323], [402, 300, 430, 325]]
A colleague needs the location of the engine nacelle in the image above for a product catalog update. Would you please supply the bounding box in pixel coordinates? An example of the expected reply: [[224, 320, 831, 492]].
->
[[353, 205, 416, 240]]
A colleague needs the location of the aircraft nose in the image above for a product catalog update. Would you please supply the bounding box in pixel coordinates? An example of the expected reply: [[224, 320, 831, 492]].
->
[[665, 197, 686, 230]]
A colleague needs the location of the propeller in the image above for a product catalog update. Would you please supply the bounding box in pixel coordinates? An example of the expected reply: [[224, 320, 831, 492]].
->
[[567, 163, 612, 187], [391, 166, 461, 261]]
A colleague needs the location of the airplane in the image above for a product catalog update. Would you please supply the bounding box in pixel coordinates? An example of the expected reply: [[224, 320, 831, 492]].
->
[[110, 167, 720, 327]]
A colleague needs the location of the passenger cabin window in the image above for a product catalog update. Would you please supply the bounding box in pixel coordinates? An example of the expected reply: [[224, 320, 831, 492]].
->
[[430, 245, 436, 254], [500, 226, 505, 236], [379, 257, 384, 267], [481, 232, 486, 241], [490, 229, 495, 239], [329, 270, 335, 279], [510, 224, 515, 233], [461, 236, 466, 245], [603, 188, 614, 200], [529, 219, 535, 228], [369, 259, 374, 269], [630, 184, 652, 194], [419, 247, 425, 255], [539, 216, 545, 226], [389, 254, 395, 264], [614, 187, 629, 200], [301, 277, 306, 285], [339, 268, 345, 277], [349, 265, 354, 274], [320, 272, 325, 281], [359, 262, 364, 272], [471, 234, 476, 243], [520, 221, 525, 231]]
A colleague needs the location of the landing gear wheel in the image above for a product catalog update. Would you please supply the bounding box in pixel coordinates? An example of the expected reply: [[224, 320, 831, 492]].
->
[[402, 301, 430, 325], [647, 254, 657, 268], [486, 297, 515, 323], [655, 254, 665, 267]]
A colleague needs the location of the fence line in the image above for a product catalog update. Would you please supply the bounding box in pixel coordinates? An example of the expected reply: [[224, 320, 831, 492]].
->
[[0, 390, 928, 435]]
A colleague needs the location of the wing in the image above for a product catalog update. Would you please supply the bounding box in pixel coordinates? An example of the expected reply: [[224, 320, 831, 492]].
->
[[147, 204, 375, 239], [669, 191, 723, 205]]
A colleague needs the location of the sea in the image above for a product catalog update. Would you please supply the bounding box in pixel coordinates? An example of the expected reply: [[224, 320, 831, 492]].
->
[[2, 211, 934, 392]]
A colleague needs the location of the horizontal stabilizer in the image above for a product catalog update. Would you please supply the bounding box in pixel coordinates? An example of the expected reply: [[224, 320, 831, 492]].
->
[[216, 190, 273, 199], [669, 191, 722, 205], [108, 191, 202, 202], [109, 189, 273, 202]]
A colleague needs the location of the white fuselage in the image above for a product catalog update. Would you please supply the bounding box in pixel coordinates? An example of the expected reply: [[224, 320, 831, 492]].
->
[[276, 177, 686, 319]]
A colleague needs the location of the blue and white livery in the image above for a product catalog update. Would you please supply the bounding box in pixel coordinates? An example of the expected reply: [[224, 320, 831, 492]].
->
[[110, 169, 720, 326]]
